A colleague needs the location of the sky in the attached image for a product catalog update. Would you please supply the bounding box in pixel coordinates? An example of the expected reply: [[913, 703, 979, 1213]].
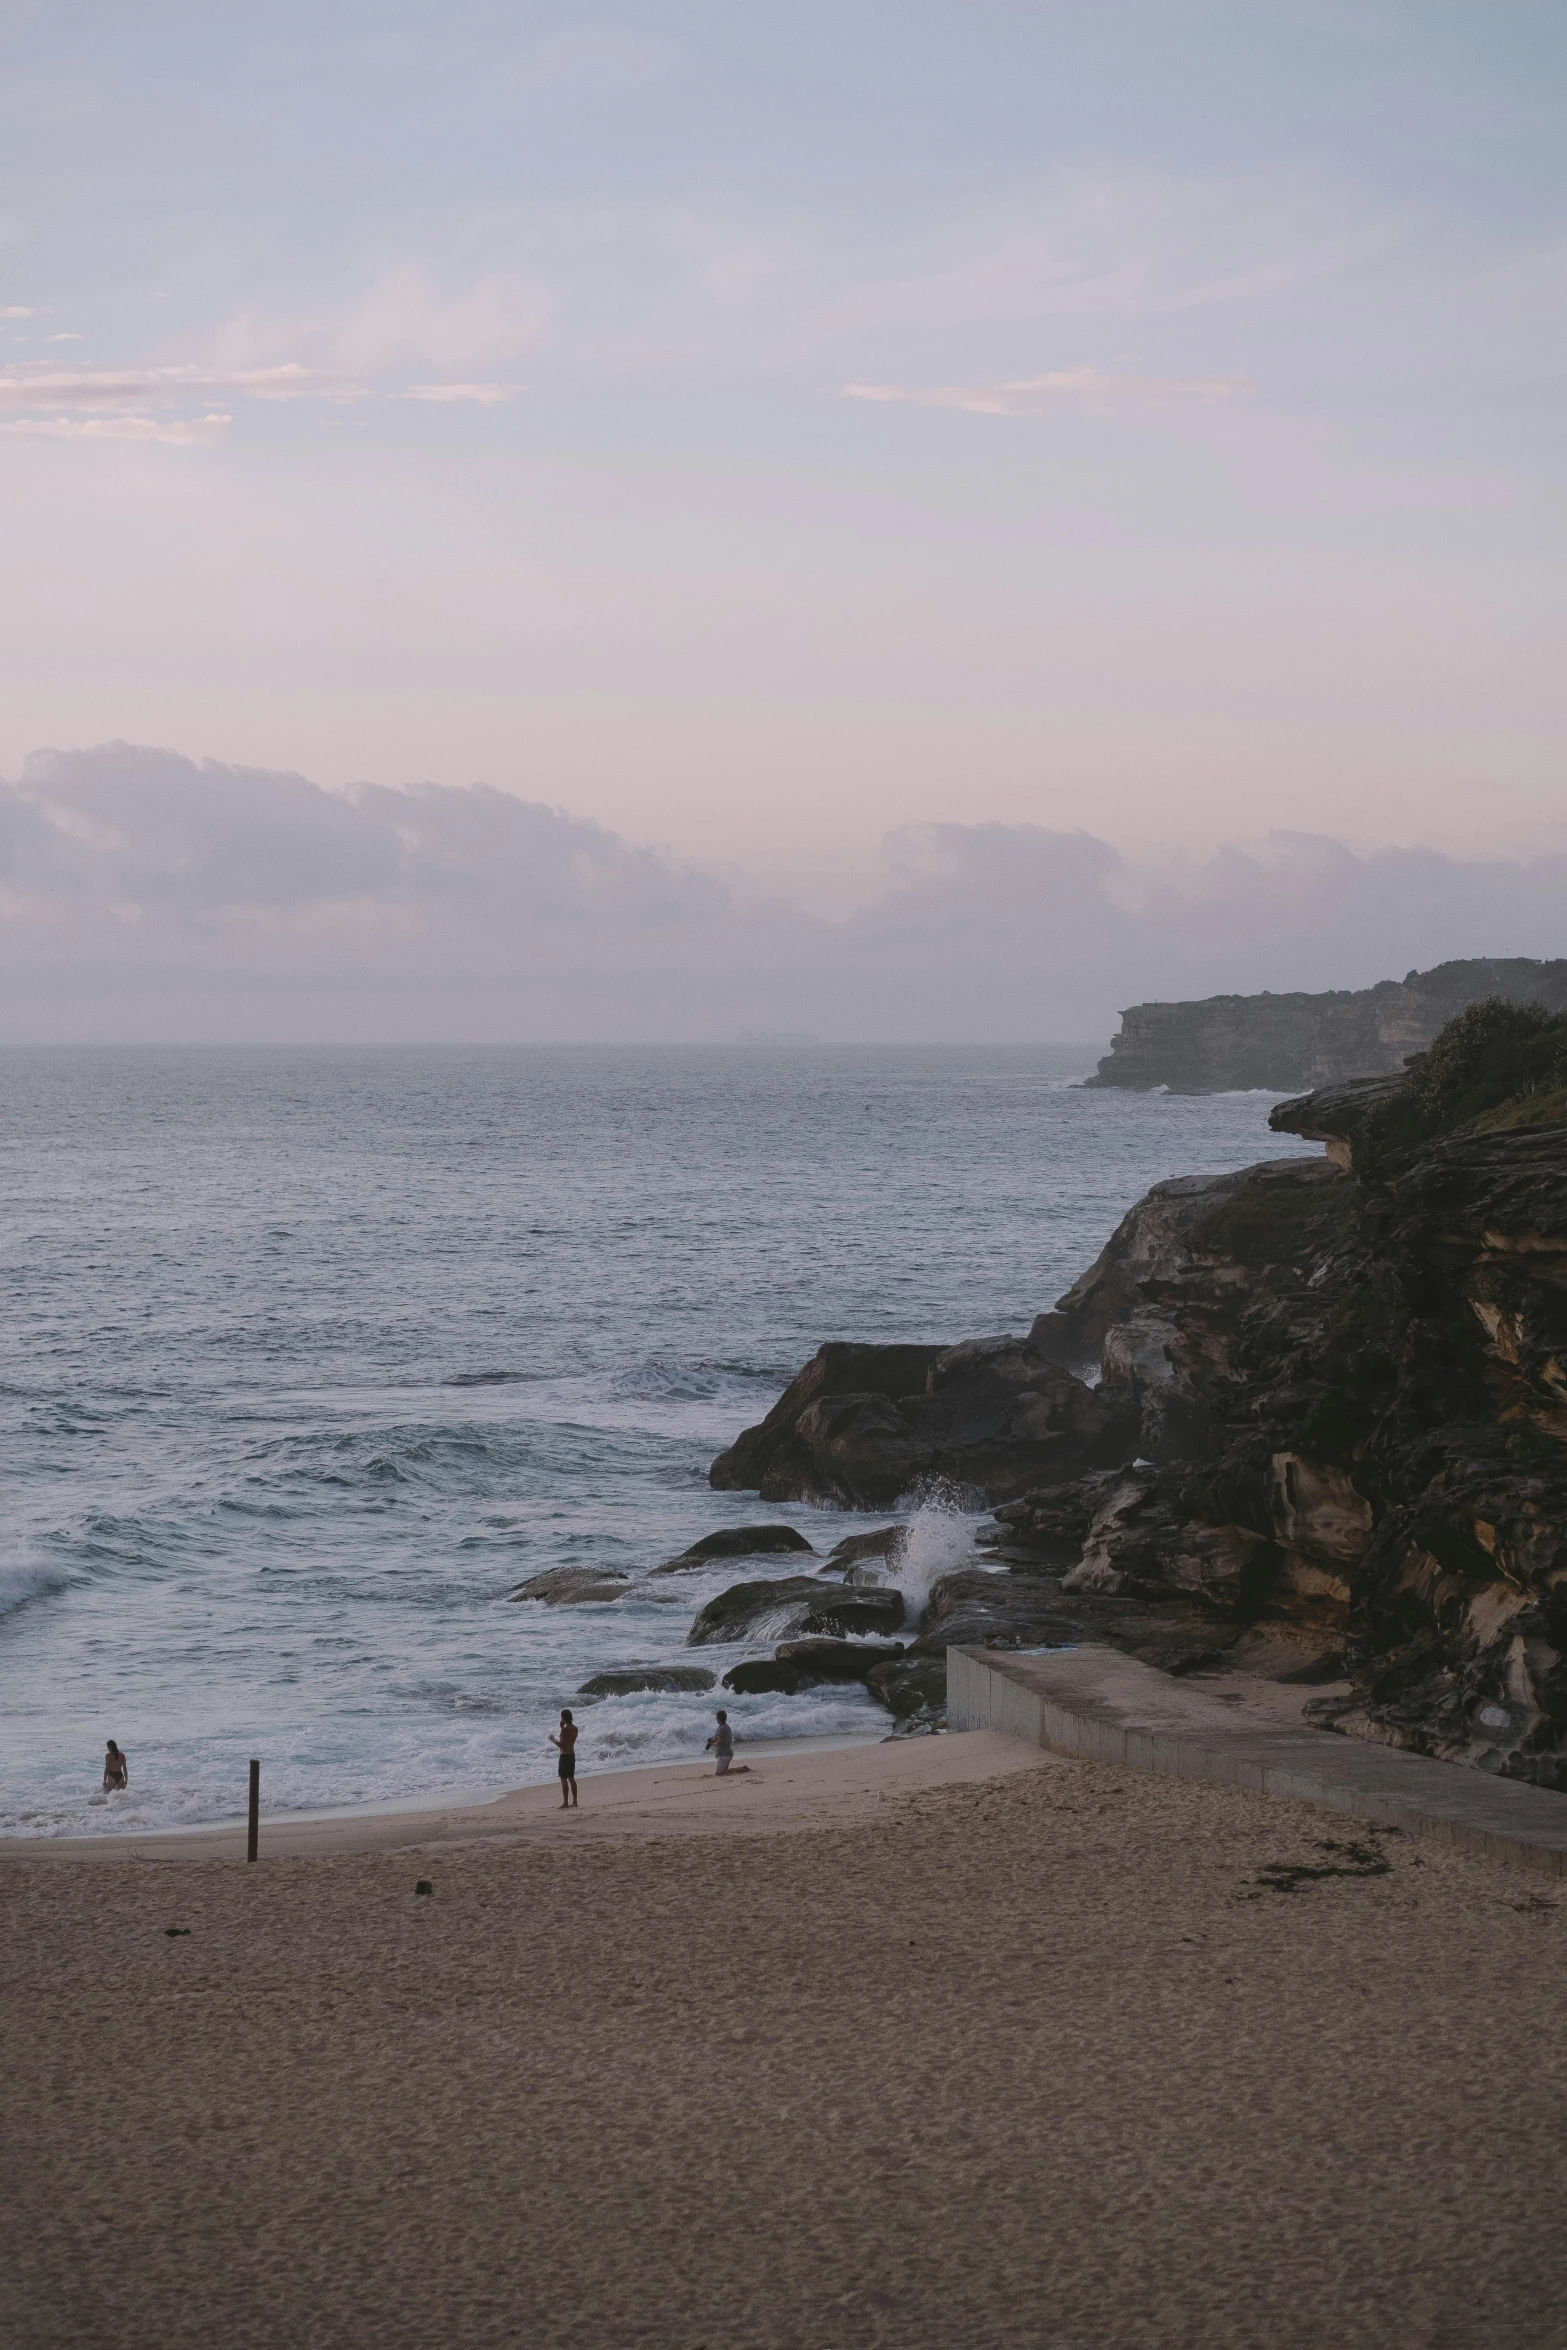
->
[[1, 2, 1565, 1037]]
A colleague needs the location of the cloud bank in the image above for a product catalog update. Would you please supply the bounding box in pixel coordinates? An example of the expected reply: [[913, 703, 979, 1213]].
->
[[2, 746, 1564, 1044]]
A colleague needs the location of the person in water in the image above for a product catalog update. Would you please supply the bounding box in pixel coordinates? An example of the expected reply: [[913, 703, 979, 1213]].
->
[[549, 1709, 579, 1808], [103, 1739, 128, 1792], [705, 1709, 749, 1777]]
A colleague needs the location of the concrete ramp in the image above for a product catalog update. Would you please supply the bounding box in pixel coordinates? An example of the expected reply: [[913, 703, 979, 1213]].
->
[[948, 1644, 1567, 1878]]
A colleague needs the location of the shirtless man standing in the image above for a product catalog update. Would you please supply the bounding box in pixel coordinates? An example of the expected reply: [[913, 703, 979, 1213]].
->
[[102, 1739, 128, 1792], [705, 1709, 749, 1777], [549, 1710, 579, 1808]]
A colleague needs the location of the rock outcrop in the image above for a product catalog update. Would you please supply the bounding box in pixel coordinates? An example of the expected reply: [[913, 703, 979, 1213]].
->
[[708, 1344, 942, 1496], [1084, 958, 1567, 1094], [990, 1077, 1567, 1784], [707, 1000, 1567, 1790], [708, 1335, 1134, 1508], [914, 1556, 1255, 1679]]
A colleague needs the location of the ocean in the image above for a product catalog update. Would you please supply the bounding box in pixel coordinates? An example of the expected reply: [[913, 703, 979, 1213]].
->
[[0, 1046, 1317, 1837]]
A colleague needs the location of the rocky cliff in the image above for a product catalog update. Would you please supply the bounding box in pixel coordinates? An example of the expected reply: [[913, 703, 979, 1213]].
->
[[1084, 957, 1567, 1093], [709, 1000, 1567, 1789]]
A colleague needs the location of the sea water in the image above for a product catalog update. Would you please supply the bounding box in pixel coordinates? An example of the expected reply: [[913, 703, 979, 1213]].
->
[[0, 1046, 1315, 1836]]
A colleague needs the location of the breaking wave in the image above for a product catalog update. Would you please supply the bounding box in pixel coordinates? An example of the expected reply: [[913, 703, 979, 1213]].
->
[[0, 1564, 68, 1622], [886, 1496, 984, 1618]]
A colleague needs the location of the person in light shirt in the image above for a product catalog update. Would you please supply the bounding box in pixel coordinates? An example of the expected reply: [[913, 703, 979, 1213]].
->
[[705, 1709, 749, 1777]]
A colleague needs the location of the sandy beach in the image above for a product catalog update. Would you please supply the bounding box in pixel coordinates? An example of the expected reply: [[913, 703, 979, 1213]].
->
[[1, 1728, 1044, 1863], [7, 1727, 1566, 2350]]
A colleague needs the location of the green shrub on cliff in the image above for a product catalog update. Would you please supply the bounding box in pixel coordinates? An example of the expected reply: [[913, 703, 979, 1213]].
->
[[1469, 1080, 1567, 1136], [1362, 997, 1567, 1166]]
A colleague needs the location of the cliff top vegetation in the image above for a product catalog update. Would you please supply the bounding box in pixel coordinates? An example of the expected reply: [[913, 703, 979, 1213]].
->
[[1362, 997, 1567, 1168]]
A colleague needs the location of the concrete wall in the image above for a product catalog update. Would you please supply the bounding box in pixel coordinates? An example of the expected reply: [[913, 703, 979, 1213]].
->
[[945, 1643, 1567, 1878], [946, 1647, 1046, 1744]]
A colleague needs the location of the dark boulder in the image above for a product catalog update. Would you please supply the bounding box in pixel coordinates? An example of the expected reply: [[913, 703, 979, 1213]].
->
[[801, 1588, 906, 1639], [685, 1576, 833, 1648], [709, 1336, 1134, 1509], [577, 1665, 717, 1697], [776, 1635, 904, 1680], [687, 1576, 906, 1648], [652, 1524, 816, 1574], [822, 1525, 908, 1575], [721, 1638, 904, 1696], [508, 1567, 632, 1606], [865, 1652, 948, 1719], [710, 1344, 943, 1496], [721, 1657, 807, 1696]]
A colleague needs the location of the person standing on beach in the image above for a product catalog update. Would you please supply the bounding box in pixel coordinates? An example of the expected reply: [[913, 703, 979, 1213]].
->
[[549, 1710, 579, 1808], [705, 1709, 749, 1777], [102, 1739, 128, 1792]]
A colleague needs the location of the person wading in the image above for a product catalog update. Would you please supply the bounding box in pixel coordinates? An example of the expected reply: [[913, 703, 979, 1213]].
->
[[549, 1710, 580, 1809], [102, 1739, 128, 1792]]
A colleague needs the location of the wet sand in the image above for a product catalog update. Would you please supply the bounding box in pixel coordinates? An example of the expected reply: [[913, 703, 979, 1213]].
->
[[0, 1728, 1050, 1863], [6, 1730, 1565, 2349]]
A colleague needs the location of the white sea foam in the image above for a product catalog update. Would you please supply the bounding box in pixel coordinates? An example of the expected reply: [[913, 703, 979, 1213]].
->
[[886, 1497, 985, 1617], [578, 1678, 878, 1765], [0, 1564, 67, 1621], [735, 1602, 818, 1645]]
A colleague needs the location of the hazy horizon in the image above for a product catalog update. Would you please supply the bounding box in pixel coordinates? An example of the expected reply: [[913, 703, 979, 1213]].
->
[[2, 742, 1565, 1043]]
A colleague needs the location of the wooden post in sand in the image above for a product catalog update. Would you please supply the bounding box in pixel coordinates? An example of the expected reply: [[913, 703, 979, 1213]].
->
[[247, 1759, 260, 1863]]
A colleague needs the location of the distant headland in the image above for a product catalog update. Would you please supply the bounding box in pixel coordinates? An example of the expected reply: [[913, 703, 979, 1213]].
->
[[1085, 956, 1567, 1093]]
